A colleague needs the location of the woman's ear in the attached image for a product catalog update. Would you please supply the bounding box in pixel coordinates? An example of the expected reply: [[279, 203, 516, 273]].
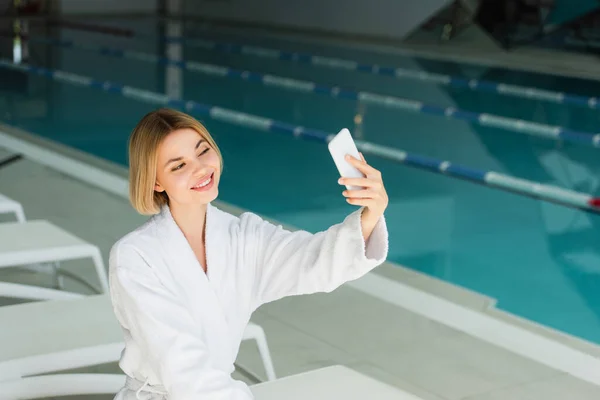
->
[[154, 181, 165, 192]]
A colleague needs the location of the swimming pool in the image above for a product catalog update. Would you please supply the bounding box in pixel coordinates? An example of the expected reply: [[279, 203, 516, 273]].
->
[[2, 17, 600, 345]]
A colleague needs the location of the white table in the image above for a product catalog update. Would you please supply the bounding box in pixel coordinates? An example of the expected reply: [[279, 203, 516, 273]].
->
[[0, 220, 108, 300], [252, 365, 423, 400]]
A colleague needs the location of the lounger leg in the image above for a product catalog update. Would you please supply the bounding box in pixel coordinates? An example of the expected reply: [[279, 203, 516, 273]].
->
[[52, 262, 64, 290], [13, 204, 26, 223], [253, 326, 277, 381], [15, 205, 26, 223], [91, 248, 109, 293]]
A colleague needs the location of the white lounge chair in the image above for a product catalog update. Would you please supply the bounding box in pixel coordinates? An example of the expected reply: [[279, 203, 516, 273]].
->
[[0, 193, 26, 222], [0, 219, 109, 300], [0, 295, 123, 381], [4, 365, 421, 400], [0, 294, 276, 397], [4, 374, 125, 399]]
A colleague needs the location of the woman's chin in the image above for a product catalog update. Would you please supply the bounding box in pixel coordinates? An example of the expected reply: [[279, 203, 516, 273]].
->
[[191, 186, 218, 204]]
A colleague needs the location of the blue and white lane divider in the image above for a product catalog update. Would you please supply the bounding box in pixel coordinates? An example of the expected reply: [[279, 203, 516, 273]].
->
[[26, 36, 600, 149], [117, 29, 599, 110], [49, 21, 600, 109], [2, 58, 599, 213], [176, 37, 600, 110]]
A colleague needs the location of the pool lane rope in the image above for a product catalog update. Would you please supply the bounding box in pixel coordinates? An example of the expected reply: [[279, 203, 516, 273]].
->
[[47, 20, 600, 110], [23, 35, 600, 149], [1, 58, 599, 213]]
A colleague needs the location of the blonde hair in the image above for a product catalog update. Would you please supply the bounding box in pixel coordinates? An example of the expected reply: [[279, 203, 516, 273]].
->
[[128, 108, 223, 215]]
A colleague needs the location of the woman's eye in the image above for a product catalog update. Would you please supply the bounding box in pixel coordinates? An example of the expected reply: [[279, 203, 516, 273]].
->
[[172, 163, 185, 171], [198, 148, 210, 156]]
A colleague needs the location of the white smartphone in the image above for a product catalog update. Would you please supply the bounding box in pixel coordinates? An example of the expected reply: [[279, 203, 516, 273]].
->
[[328, 128, 363, 190]]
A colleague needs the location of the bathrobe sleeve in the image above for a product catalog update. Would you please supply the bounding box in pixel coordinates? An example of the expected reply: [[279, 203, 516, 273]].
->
[[110, 244, 253, 400], [247, 207, 388, 309]]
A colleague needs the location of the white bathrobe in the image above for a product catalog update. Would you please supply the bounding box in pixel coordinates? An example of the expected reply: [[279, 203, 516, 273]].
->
[[109, 202, 388, 400]]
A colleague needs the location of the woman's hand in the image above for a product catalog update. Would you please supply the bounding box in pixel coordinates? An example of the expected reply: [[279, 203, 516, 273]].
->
[[339, 153, 388, 242]]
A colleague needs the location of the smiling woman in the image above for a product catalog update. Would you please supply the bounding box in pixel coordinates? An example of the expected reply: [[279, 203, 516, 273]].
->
[[128, 109, 224, 216], [107, 108, 389, 399], [155, 130, 220, 205]]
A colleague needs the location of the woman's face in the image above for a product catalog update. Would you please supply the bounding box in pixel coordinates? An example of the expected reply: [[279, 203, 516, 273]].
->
[[154, 128, 221, 208]]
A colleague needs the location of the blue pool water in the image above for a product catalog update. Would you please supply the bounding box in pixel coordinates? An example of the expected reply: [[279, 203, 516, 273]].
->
[[2, 17, 600, 344]]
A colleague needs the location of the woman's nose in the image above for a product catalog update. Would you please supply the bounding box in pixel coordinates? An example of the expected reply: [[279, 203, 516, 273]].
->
[[191, 158, 207, 174]]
